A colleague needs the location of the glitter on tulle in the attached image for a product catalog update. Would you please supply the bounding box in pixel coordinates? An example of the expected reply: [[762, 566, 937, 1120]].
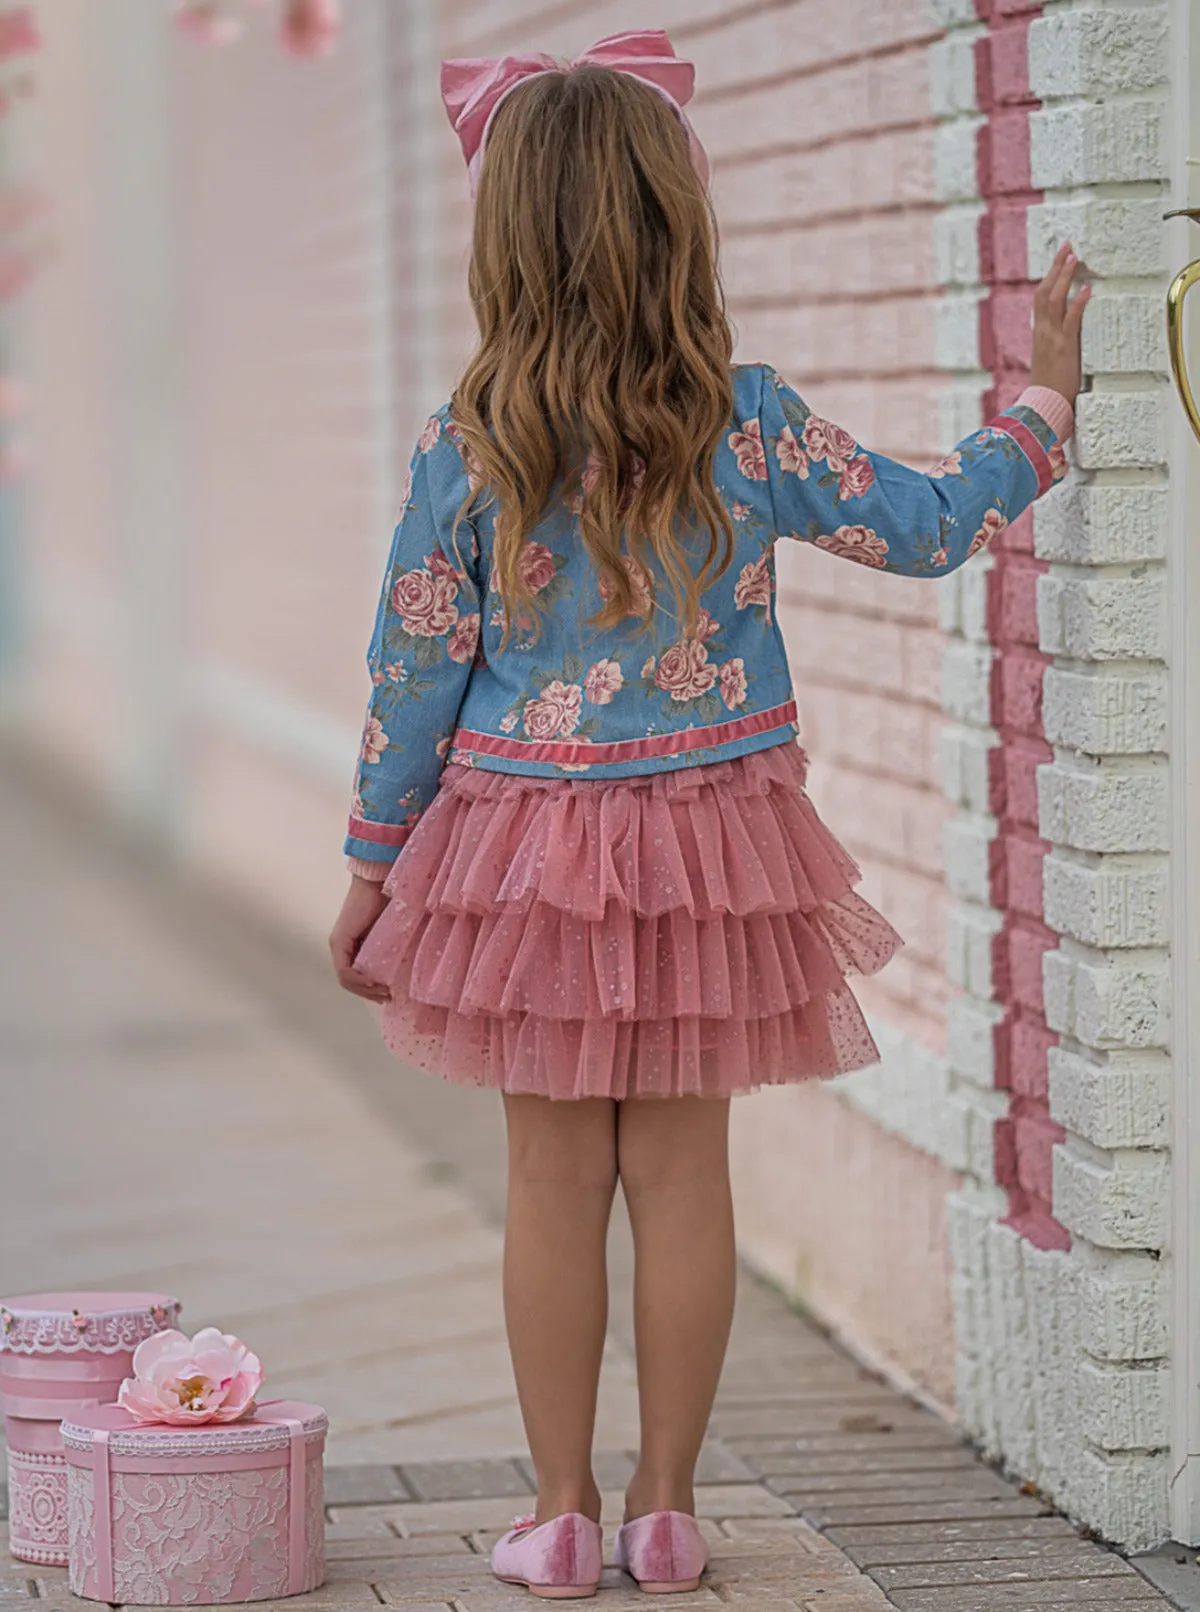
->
[[352, 741, 902, 1099]]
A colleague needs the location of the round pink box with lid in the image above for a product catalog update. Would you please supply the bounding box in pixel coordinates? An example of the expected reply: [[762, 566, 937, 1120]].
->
[[1, 1291, 180, 1566], [62, 1400, 327, 1606]]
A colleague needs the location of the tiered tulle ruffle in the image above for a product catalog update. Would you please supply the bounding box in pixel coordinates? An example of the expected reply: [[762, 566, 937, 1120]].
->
[[353, 742, 902, 1099]]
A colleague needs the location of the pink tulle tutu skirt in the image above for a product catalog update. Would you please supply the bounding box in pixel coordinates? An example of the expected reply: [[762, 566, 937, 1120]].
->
[[354, 741, 901, 1100]]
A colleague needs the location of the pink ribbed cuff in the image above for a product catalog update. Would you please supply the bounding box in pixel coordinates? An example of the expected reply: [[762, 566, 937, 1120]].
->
[[347, 857, 391, 881], [1016, 385, 1074, 444]]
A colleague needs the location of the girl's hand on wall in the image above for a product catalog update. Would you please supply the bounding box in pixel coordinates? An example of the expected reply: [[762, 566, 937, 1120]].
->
[[329, 877, 392, 1002], [1030, 242, 1090, 404]]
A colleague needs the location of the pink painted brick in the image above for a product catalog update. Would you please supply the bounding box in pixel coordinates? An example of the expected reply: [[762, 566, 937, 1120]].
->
[[998, 738, 1050, 830], [975, 25, 1033, 111], [722, 216, 937, 303], [1013, 1109, 1064, 1206], [733, 289, 937, 381], [994, 560, 1043, 648], [976, 109, 1033, 196], [978, 202, 1032, 285], [999, 916, 1056, 1014], [997, 651, 1045, 736], [901, 625, 946, 707], [999, 507, 1035, 556], [1002, 831, 1047, 920], [980, 285, 1036, 372], [1008, 1015, 1056, 1100]]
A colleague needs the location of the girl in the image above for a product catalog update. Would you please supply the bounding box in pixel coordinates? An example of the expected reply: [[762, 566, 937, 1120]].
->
[[328, 30, 1086, 1601]]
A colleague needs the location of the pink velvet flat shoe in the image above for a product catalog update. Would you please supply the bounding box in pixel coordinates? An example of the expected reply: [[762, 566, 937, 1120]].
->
[[490, 1511, 603, 1599], [614, 1510, 709, 1593]]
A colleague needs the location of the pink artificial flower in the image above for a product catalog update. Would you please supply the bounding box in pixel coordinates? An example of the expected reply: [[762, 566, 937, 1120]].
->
[[718, 658, 748, 710], [360, 716, 388, 764], [731, 501, 751, 521], [931, 547, 950, 567], [776, 426, 809, 478], [118, 1328, 262, 1427], [655, 638, 716, 701], [641, 655, 657, 679], [523, 681, 583, 740], [429, 546, 467, 586], [733, 555, 771, 613], [499, 711, 519, 733], [803, 416, 857, 472], [838, 454, 875, 500], [418, 415, 441, 454], [584, 658, 624, 705], [520, 541, 558, 593], [447, 613, 481, 664], [968, 508, 1008, 558], [728, 420, 767, 480], [391, 568, 459, 636], [815, 524, 890, 568], [927, 450, 963, 479], [280, 0, 341, 57], [693, 607, 720, 642]]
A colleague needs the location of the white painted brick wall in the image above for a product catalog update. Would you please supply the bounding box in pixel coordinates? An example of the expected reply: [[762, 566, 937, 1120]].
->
[[1043, 851, 1170, 949], [1030, 100, 1167, 189], [1049, 1045, 1171, 1149], [1078, 1358, 1170, 1452], [1037, 758, 1169, 855], [1038, 571, 1167, 662], [1044, 944, 1171, 1050], [934, 291, 986, 372], [941, 724, 997, 814], [946, 901, 1002, 996], [1028, 10, 1169, 101], [1028, 198, 1167, 281], [942, 639, 993, 725], [1075, 1447, 1168, 1552], [1074, 392, 1167, 472], [1042, 666, 1168, 757], [1077, 1255, 1169, 1361], [1053, 1141, 1169, 1250], [933, 204, 983, 287], [1035, 482, 1169, 567], [930, 29, 982, 118], [943, 812, 997, 904], [1080, 292, 1168, 376], [934, 117, 985, 204], [946, 994, 1003, 1091]]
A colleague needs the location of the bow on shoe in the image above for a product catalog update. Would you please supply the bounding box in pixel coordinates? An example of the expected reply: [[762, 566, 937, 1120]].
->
[[441, 29, 710, 196]]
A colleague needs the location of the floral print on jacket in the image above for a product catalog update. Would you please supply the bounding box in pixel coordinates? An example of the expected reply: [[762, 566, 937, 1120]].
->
[[344, 362, 1069, 867]]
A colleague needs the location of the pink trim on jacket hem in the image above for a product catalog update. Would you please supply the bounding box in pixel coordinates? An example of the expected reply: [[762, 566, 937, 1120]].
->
[[452, 698, 800, 766], [1016, 384, 1074, 444], [346, 816, 412, 847], [986, 414, 1054, 498]]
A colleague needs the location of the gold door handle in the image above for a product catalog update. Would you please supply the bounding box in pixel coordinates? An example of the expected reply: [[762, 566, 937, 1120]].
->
[[1165, 208, 1200, 445]]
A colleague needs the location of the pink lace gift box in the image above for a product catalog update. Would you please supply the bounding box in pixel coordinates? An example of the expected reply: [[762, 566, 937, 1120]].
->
[[62, 1400, 327, 1606], [1, 1290, 180, 1567]]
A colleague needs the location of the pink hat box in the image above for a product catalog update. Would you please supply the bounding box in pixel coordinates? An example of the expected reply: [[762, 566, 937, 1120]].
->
[[1, 1290, 180, 1567], [62, 1400, 327, 1606]]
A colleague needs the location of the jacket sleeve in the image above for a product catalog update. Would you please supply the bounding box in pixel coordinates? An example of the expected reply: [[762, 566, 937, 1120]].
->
[[757, 364, 1072, 575], [343, 416, 481, 871]]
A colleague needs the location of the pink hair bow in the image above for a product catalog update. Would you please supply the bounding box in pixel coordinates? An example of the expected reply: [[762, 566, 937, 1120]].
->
[[441, 29, 709, 198]]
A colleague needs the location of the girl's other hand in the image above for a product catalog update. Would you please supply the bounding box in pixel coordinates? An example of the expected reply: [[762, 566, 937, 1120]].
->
[[329, 875, 392, 1002], [1030, 241, 1090, 404]]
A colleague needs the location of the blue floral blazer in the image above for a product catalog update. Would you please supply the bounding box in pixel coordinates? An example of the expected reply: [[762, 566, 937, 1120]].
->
[[344, 362, 1067, 867]]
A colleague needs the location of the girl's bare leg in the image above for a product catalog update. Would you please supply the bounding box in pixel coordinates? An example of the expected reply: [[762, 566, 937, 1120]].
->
[[502, 1093, 619, 1525], [617, 1096, 736, 1521]]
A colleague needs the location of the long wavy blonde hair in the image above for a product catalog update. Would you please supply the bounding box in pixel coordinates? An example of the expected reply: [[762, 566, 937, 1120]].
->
[[450, 65, 734, 643]]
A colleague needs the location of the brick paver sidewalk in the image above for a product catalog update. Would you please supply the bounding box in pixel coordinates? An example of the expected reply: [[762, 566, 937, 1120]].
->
[[0, 763, 1174, 1609]]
